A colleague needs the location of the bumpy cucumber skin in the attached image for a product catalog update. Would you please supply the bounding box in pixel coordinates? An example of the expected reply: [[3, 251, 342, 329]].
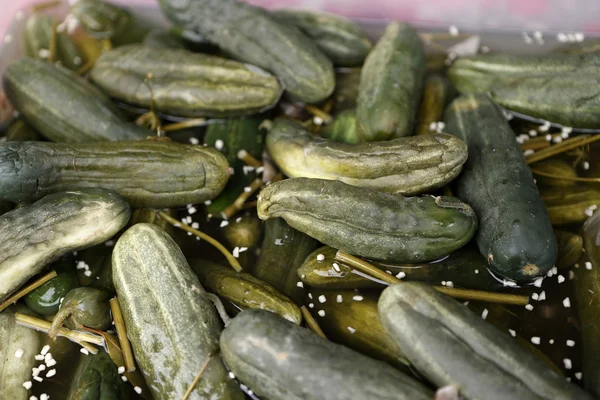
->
[[0, 189, 130, 302], [541, 186, 600, 226], [356, 22, 425, 141], [267, 118, 467, 195], [90, 45, 283, 118], [157, 0, 334, 103], [67, 350, 131, 400], [0, 141, 229, 208], [257, 178, 478, 263], [272, 9, 372, 67], [190, 260, 302, 324], [444, 94, 557, 282], [3, 58, 148, 142], [220, 309, 433, 400], [112, 224, 243, 400], [378, 283, 594, 400], [0, 305, 41, 400]]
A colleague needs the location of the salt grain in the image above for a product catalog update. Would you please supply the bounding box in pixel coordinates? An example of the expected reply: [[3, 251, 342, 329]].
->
[[296, 281, 304, 288], [220, 220, 229, 228], [122, 376, 128, 382], [80, 348, 89, 355], [347, 326, 356, 334], [23, 381, 32, 390], [336, 295, 343, 303], [317, 310, 325, 317], [508, 329, 516, 337], [525, 304, 534, 311], [316, 254, 325, 262], [531, 336, 541, 345], [134, 387, 143, 394], [449, 25, 459, 36], [564, 358, 572, 370], [396, 271, 406, 279], [332, 263, 341, 272], [533, 277, 544, 287], [15, 349, 24, 358], [189, 137, 199, 145], [558, 275, 566, 283], [586, 262, 593, 270], [567, 340, 575, 347], [481, 309, 488, 320], [318, 295, 327, 304], [46, 369, 56, 378], [118, 366, 125, 374], [353, 295, 363, 301], [215, 140, 224, 150], [576, 372, 583, 380], [563, 297, 571, 308]]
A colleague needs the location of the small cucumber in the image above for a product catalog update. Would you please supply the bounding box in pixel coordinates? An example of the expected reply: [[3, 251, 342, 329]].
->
[[3, 58, 149, 142], [416, 75, 454, 135], [555, 230, 583, 268], [321, 109, 359, 144], [267, 118, 467, 195], [112, 224, 243, 399], [252, 218, 317, 304], [222, 212, 263, 249], [49, 287, 112, 335], [305, 288, 409, 370], [158, 0, 335, 103], [0, 305, 42, 400], [90, 45, 283, 118], [220, 309, 434, 400], [67, 351, 131, 400], [0, 140, 229, 208], [541, 186, 600, 226], [272, 9, 372, 67], [444, 94, 557, 282], [257, 178, 478, 263], [24, 271, 80, 316], [332, 68, 361, 114], [190, 260, 302, 324], [0, 189, 130, 302], [532, 159, 578, 188], [378, 282, 594, 400], [356, 22, 425, 140]]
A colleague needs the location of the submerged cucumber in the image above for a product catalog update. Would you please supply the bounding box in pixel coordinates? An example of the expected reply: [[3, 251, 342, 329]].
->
[[0, 141, 229, 208], [0, 189, 130, 302], [257, 178, 478, 263], [220, 309, 433, 400], [112, 224, 243, 399], [444, 94, 557, 282], [158, 0, 334, 103], [67, 351, 131, 400], [378, 283, 593, 400]]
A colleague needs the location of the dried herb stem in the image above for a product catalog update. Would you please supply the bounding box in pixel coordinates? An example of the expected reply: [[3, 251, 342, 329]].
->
[[0, 271, 57, 312], [531, 169, 600, 183], [526, 135, 600, 164], [221, 178, 263, 220], [162, 118, 207, 132], [334, 251, 529, 306], [48, 18, 58, 63], [182, 351, 217, 400], [304, 104, 333, 124], [157, 211, 242, 272], [301, 306, 327, 339], [110, 298, 136, 372], [237, 150, 262, 168]]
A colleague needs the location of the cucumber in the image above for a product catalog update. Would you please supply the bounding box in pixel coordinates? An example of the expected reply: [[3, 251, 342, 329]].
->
[[24, 14, 84, 71], [143, 28, 187, 49], [554, 39, 600, 54], [0, 189, 130, 302], [0, 140, 229, 208], [4, 118, 42, 142], [378, 282, 594, 400], [305, 288, 409, 370], [332, 68, 361, 114], [272, 9, 372, 67], [129, 208, 177, 240], [90, 45, 283, 118], [267, 118, 467, 195], [157, 0, 334, 103], [416, 75, 454, 135], [541, 186, 600, 226], [220, 309, 434, 400], [321, 109, 359, 144], [24, 271, 80, 316], [190, 260, 302, 324], [555, 230, 583, 268], [0, 305, 42, 400], [298, 245, 505, 291], [112, 223, 243, 400], [77, 245, 115, 292], [448, 53, 600, 128], [67, 351, 131, 400], [3, 58, 149, 142], [222, 212, 263, 249], [252, 218, 318, 304], [532, 159, 578, 188], [50, 287, 112, 335], [356, 22, 425, 141], [257, 178, 478, 263], [444, 94, 557, 282], [573, 212, 600, 397]]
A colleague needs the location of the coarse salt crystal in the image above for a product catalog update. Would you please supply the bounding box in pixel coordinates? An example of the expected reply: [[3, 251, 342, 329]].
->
[[347, 326, 356, 334], [318, 295, 327, 303], [189, 137, 199, 145], [134, 387, 142, 394], [23, 381, 32, 390], [228, 372, 235, 379], [557, 32, 568, 42], [188, 207, 197, 215], [118, 366, 125, 374], [274, 239, 283, 245], [474, 269, 479, 274], [549, 339, 555, 344], [38, 365, 46, 371], [528, 130, 538, 137], [122, 375, 128, 382], [336, 295, 343, 303], [33, 376, 43, 383], [525, 304, 534, 311], [481, 309, 488, 320], [317, 310, 326, 317], [215, 139, 224, 150], [308, 303, 314, 308], [583, 161, 590, 170], [332, 263, 341, 272], [566, 340, 575, 347], [46, 369, 56, 378], [296, 281, 303, 288], [523, 149, 534, 156], [586, 262, 593, 270], [15, 349, 24, 358], [35, 355, 45, 361], [533, 277, 544, 287], [204, 200, 212, 206], [531, 336, 541, 345], [564, 359, 572, 370], [575, 372, 583, 380], [558, 275, 566, 283], [316, 254, 325, 262], [396, 271, 406, 279], [449, 25, 459, 36], [353, 295, 363, 301], [563, 297, 571, 308], [220, 220, 229, 228], [508, 329, 516, 337], [531, 293, 539, 300], [80, 348, 89, 355], [84, 270, 92, 277], [233, 247, 240, 258], [191, 222, 199, 229], [539, 291, 546, 301]]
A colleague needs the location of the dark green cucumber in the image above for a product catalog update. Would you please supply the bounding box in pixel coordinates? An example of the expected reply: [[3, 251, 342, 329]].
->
[[204, 117, 264, 216], [0, 305, 42, 400], [416, 75, 454, 135], [252, 218, 318, 304], [142, 28, 187, 49], [112, 224, 243, 400], [90, 45, 283, 118], [24, 14, 84, 71], [555, 230, 584, 268], [76, 245, 115, 293], [298, 245, 505, 291], [378, 283, 593, 400], [0, 189, 129, 302], [190, 260, 302, 324], [24, 271, 80, 316], [356, 22, 425, 141], [541, 186, 600, 226], [332, 68, 361, 114], [272, 9, 372, 67], [3, 58, 149, 142], [67, 351, 131, 400], [158, 0, 334, 103], [444, 94, 556, 282], [573, 212, 600, 397], [448, 53, 600, 128], [305, 288, 409, 370], [321, 109, 359, 144], [257, 178, 478, 263], [532, 159, 578, 188], [220, 309, 433, 400], [222, 212, 263, 249], [4, 118, 42, 142], [267, 118, 467, 195], [49, 287, 112, 335], [0, 140, 229, 208]]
